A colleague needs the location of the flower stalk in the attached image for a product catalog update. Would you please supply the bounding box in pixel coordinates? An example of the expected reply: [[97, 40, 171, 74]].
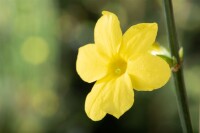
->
[[163, 0, 193, 132]]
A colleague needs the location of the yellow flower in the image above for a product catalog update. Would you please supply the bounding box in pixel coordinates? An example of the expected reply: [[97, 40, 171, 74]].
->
[[76, 11, 171, 121]]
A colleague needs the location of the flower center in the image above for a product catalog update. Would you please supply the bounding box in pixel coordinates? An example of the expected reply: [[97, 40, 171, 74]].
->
[[115, 68, 122, 74], [109, 56, 127, 76]]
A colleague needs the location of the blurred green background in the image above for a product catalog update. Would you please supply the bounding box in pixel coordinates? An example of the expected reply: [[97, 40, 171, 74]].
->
[[0, 0, 199, 132]]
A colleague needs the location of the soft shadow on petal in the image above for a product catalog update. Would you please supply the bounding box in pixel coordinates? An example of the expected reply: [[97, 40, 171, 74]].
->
[[102, 74, 134, 118], [76, 44, 108, 83], [127, 53, 171, 91], [85, 74, 134, 120], [85, 81, 107, 121], [120, 23, 158, 60], [94, 11, 122, 56]]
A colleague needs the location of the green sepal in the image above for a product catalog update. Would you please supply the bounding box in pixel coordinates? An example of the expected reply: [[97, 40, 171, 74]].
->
[[157, 54, 177, 68]]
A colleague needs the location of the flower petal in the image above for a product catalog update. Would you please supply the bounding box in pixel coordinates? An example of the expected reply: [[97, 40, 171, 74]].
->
[[85, 82, 106, 121], [85, 74, 134, 120], [94, 11, 122, 56], [127, 54, 171, 91], [102, 74, 134, 118], [120, 23, 158, 60], [76, 44, 108, 83]]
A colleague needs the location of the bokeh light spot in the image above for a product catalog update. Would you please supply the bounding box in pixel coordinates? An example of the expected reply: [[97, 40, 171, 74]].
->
[[32, 89, 59, 117], [21, 36, 49, 65]]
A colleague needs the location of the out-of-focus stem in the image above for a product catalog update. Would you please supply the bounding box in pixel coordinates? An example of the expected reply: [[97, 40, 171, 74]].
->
[[163, 0, 193, 132]]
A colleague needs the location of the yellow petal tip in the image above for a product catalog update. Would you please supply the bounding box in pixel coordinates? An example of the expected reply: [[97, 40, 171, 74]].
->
[[102, 11, 112, 16], [151, 23, 158, 30]]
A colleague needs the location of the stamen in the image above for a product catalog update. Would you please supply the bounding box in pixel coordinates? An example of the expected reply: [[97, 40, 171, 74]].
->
[[109, 55, 127, 77], [115, 68, 121, 74]]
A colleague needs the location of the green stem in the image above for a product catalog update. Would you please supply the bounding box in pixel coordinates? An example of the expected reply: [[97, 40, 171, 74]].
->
[[163, 0, 193, 132]]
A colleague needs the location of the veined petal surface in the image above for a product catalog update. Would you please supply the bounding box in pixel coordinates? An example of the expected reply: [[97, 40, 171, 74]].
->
[[85, 82, 106, 121], [127, 54, 171, 91], [85, 74, 134, 120], [120, 23, 158, 60], [76, 44, 108, 83], [94, 11, 122, 56], [102, 74, 134, 118]]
